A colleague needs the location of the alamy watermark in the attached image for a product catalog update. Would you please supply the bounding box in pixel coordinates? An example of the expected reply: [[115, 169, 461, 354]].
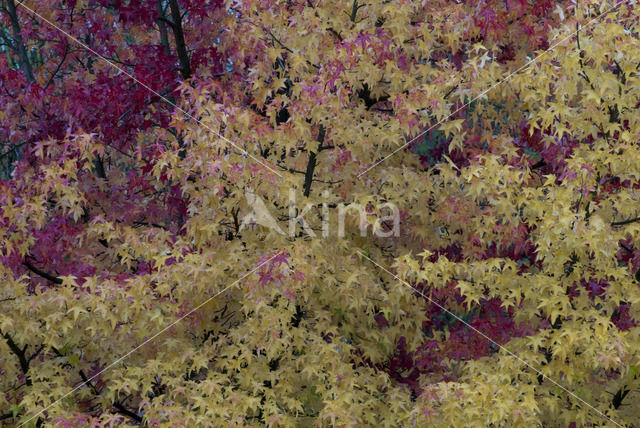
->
[[240, 189, 400, 238]]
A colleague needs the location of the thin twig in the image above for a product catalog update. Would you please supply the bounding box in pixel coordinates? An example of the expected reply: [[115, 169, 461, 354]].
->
[[612, 217, 640, 227]]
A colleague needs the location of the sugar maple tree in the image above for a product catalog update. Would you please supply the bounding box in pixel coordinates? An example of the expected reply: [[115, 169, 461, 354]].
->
[[2, 0, 640, 426]]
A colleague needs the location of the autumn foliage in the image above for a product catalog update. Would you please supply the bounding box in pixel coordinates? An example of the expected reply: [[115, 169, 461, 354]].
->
[[2, 0, 640, 426]]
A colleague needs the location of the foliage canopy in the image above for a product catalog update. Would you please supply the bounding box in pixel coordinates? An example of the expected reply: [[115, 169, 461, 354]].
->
[[1, 0, 640, 426]]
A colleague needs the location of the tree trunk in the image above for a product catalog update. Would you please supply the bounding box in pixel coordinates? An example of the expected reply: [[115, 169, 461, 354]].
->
[[168, 0, 191, 79], [5, 0, 35, 82]]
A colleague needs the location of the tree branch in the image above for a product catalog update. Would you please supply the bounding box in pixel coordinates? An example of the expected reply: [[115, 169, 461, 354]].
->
[[23, 259, 63, 284], [2, 332, 32, 385], [93, 154, 107, 180], [157, 0, 171, 55], [78, 369, 142, 423], [327, 27, 343, 42], [443, 84, 458, 100], [44, 43, 69, 89], [268, 30, 294, 54], [5, 0, 35, 82], [611, 217, 640, 227], [620, 242, 634, 254], [268, 30, 320, 69], [78, 369, 101, 396], [349, 0, 366, 22], [168, 0, 191, 79], [113, 401, 142, 423], [303, 125, 325, 197], [612, 386, 630, 409], [357, 83, 389, 110], [27, 344, 45, 365]]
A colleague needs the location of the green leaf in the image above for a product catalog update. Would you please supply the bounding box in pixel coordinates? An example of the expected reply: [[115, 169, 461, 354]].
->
[[68, 354, 80, 368]]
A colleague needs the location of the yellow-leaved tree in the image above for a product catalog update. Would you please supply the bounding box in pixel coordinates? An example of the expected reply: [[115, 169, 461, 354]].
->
[[1, 0, 640, 426]]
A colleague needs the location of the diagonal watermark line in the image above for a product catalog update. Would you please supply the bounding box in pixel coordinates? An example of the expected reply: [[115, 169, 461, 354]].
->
[[16, 1, 282, 177], [357, 250, 624, 427], [357, 0, 625, 178], [18, 253, 280, 427]]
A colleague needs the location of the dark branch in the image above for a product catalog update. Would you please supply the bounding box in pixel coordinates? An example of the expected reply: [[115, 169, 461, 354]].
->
[[78, 369, 101, 396], [156, 0, 171, 55], [357, 83, 389, 110], [158, 16, 175, 30], [268, 30, 294, 54], [612, 386, 630, 409], [611, 217, 640, 227], [327, 27, 343, 42], [168, 0, 191, 79], [2, 332, 32, 385], [349, 0, 365, 22], [45, 43, 69, 89], [113, 401, 143, 423], [5, 0, 35, 82], [620, 242, 634, 254], [303, 125, 325, 197], [23, 259, 63, 284], [27, 344, 45, 365], [443, 84, 458, 100], [79, 369, 143, 423], [78, 370, 142, 422], [268, 31, 320, 69], [93, 154, 107, 180]]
